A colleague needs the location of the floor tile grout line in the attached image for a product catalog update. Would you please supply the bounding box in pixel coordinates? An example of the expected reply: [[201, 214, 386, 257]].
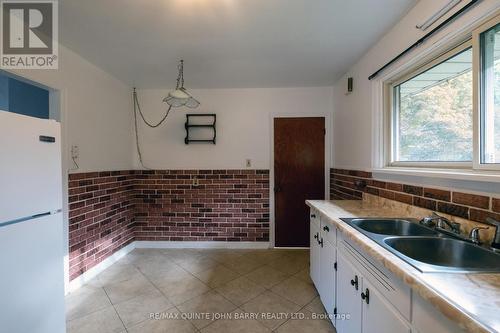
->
[[101, 283, 129, 333], [65, 285, 114, 323], [67, 249, 315, 333], [149, 250, 256, 331], [170, 258, 244, 330], [126, 254, 203, 333], [160, 251, 288, 330], [108, 252, 183, 330]]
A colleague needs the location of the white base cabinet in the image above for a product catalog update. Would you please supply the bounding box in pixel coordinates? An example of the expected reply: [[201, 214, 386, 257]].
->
[[319, 237, 336, 318], [309, 209, 337, 325], [361, 278, 411, 333], [309, 206, 458, 333], [336, 251, 361, 333], [310, 210, 321, 287]]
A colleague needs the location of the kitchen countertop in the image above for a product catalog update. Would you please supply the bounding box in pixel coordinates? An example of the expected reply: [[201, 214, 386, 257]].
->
[[306, 199, 500, 333]]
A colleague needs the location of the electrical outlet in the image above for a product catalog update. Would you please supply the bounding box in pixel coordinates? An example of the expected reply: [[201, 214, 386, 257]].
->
[[246, 159, 252, 168], [192, 176, 200, 187]]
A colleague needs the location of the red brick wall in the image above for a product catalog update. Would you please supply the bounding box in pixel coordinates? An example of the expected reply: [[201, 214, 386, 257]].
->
[[134, 170, 270, 242], [67, 169, 270, 280], [68, 171, 136, 281], [330, 168, 500, 224]]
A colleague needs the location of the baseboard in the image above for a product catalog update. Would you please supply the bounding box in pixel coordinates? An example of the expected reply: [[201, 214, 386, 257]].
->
[[66, 242, 136, 294], [135, 241, 271, 249], [66, 241, 271, 293], [274, 246, 310, 250]]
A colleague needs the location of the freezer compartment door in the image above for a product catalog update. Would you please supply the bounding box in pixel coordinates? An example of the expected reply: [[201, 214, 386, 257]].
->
[[0, 213, 66, 333], [0, 111, 62, 222]]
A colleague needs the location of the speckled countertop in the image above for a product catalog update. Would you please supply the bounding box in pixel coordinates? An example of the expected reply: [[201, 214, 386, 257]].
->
[[306, 199, 500, 333]]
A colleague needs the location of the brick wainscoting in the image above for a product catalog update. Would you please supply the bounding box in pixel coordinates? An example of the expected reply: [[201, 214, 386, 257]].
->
[[67, 169, 270, 280], [68, 171, 136, 281], [134, 170, 270, 242], [330, 168, 500, 224]]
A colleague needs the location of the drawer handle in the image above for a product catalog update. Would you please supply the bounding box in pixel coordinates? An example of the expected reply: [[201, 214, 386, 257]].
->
[[323, 226, 329, 232], [361, 288, 370, 304], [350, 275, 359, 290], [311, 214, 316, 218]]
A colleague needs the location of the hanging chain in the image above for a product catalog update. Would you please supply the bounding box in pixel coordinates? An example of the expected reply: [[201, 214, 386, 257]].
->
[[176, 60, 184, 90], [133, 88, 172, 169], [132, 59, 184, 169], [133, 88, 171, 128]]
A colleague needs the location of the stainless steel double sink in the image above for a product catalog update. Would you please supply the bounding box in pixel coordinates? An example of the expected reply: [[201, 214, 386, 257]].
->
[[341, 218, 500, 273]]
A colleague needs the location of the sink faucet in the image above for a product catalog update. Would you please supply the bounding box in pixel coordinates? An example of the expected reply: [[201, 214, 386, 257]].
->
[[486, 217, 500, 250], [469, 226, 489, 245], [420, 212, 461, 234]]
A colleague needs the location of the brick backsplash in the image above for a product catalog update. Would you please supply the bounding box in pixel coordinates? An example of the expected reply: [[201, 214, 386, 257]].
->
[[67, 169, 270, 280], [330, 168, 500, 224]]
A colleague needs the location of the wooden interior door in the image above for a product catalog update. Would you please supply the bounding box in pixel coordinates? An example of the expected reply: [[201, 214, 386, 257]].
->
[[274, 117, 325, 247]]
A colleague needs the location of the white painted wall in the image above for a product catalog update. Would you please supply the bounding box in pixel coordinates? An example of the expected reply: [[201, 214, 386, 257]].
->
[[133, 87, 334, 170], [8, 45, 134, 174], [6, 44, 134, 292], [332, 0, 500, 171]]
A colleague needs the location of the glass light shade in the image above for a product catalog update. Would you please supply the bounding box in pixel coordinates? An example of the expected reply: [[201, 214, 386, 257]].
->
[[184, 97, 200, 108], [163, 88, 200, 108], [169, 89, 190, 99]]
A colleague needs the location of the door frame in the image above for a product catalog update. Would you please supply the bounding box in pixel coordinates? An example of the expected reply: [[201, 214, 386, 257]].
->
[[270, 112, 332, 248]]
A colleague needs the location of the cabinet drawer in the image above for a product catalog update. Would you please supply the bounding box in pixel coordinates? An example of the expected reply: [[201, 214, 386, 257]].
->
[[310, 209, 320, 229], [320, 220, 336, 246]]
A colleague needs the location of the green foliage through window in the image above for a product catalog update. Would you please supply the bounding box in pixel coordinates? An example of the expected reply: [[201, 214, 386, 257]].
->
[[394, 48, 473, 162]]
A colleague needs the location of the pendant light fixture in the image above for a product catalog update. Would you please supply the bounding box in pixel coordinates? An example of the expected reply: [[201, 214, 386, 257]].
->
[[133, 59, 200, 169], [163, 60, 200, 108]]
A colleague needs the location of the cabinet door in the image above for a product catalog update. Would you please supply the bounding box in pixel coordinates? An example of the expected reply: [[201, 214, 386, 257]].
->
[[310, 220, 320, 287], [336, 251, 362, 333], [319, 238, 336, 321], [361, 279, 411, 333]]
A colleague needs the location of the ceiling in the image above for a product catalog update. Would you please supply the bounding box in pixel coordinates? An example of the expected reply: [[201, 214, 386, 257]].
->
[[60, 0, 417, 89]]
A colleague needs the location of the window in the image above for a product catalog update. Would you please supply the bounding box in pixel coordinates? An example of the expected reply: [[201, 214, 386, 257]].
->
[[384, 13, 500, 171], [480, 22, 500, 164], [392, 45, 473, 164]]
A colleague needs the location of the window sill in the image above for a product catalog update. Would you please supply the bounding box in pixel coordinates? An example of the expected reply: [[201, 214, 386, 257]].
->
[[372, 167, 500, 184]]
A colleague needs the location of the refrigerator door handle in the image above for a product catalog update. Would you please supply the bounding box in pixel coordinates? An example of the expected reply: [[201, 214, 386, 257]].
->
[[0, 210, 61, 228]]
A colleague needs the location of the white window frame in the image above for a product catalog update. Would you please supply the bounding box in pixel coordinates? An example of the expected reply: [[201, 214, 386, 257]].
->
[[375, 11, 500, 175], [387, 41, 473, 169], [472, 14, 500, 171]]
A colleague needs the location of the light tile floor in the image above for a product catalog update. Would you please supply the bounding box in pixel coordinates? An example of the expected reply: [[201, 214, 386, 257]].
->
[[66, 248, 336, 333]]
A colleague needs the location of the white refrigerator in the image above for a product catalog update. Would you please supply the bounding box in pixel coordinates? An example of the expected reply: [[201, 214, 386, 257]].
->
[[0, 111, 66, 333]]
